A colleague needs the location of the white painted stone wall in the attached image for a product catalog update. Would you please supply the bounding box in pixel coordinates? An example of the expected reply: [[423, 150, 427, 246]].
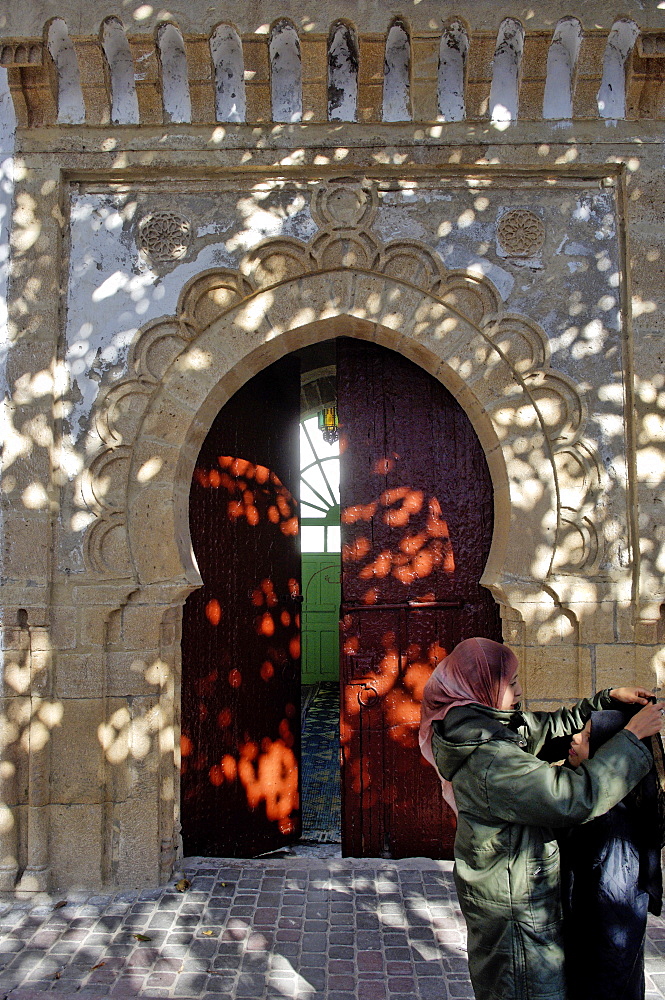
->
[[597, 19, 639, 119], [64, 182, 623, 432], [61, 178, 625, 579], [328, 24, 358, 122], [270, 21, 303, 123], [47, 19, 86, 125], [438, 22, 468, 122], [489, 18, 524, 123], [383, 22, 410, 123], [102, 18, 140, 125], [158, 23, 192, 124], [542, 17, 582, 120], [210, 25, 246, 123], [64, 188, 318, 440]]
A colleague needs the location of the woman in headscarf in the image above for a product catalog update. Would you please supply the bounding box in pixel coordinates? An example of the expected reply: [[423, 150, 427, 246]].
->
[[560, 709, 664, 1000], [419, 636, 663, 1000]]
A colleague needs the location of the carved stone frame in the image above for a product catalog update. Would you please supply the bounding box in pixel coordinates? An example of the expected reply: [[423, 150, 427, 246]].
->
[[77, 178, 603, 874]]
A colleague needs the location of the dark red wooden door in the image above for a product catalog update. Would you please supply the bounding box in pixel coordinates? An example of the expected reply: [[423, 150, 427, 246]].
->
[[181, 357, 301, 857], [338, 338, 501, 859]]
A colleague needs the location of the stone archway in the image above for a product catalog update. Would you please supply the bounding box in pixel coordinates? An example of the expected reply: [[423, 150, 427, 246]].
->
[[84, 268, 598, 610], [78, 180, 601, 875]]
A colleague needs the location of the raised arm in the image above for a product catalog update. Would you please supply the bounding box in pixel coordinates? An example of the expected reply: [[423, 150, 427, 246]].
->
[[520, 686, 654, 755], [483, 726, 653, 828]]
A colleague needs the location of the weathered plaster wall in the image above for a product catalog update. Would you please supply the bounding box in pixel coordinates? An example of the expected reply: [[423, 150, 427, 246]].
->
[[0, 1, 663, 890], [65, 185, 316, 442], [60, 175, 628, 588]]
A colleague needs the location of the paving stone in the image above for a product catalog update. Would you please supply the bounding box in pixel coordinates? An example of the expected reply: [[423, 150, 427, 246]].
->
[[206, 979, 235, 994], [174, 972, 210, 994], [329, 930, 354, 944], [357, 932, 383, 949], [329, 974, 356, 989], [2, 856, 663, 999], [414, 961, 444, 976], [446, 983, 475, 999], [301, 932, 328, 951], [299, 952, 327, 967]]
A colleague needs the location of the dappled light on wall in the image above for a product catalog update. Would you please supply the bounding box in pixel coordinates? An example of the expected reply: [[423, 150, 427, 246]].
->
[[328, 22, 358, 122], [210, 23, 246, 123], [46, 19, 85, 125], [489, 18, 524, 125], [157, 22, 191, 124], [438, 21, 468, 123], [269, 20, 302, 124], [383, 20, 411, 123], [2, 84, 664, 891]]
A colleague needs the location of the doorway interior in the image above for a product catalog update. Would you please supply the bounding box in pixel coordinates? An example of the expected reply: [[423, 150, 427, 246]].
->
[[297, 342, 342, 851]]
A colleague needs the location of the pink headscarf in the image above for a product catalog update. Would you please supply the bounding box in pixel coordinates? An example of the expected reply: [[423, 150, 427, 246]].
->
[[419, 637, 519, 813]]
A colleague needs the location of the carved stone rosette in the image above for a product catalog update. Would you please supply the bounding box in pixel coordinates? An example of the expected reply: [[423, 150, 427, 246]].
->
[[497, 208, 545, 258], [138, 211, 192, 264]]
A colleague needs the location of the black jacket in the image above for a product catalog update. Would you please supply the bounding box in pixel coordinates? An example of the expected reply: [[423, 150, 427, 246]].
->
[[559, 710, 662, 1000]]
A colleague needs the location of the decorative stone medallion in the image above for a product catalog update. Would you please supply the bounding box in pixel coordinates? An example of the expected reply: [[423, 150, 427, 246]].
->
[[497, 208, 545, 257], [311, 177, 378, 231], [138, 211, 192, 263]]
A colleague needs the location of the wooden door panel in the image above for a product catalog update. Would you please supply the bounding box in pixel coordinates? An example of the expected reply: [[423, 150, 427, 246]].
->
[[341, 603, 460, 858], [181, 357, 301, 857], [386, 605, 460, 858], [340, 700, 385, 855], [338, 338, 501, 860]]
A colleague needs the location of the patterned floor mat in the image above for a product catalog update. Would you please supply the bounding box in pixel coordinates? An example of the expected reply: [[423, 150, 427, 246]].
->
[[301, 682, 341, 843]]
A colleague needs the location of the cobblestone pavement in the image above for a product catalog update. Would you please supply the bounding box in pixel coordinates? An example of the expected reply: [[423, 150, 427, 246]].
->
[[0, 856, 664, 999]]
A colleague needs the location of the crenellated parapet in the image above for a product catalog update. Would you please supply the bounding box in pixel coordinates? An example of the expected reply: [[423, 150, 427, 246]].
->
[[3, 15, 665, 128]]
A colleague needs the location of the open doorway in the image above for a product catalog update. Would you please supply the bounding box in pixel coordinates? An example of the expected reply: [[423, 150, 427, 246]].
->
[[297, 343, 342, 850], [180, 335, 500, 860]]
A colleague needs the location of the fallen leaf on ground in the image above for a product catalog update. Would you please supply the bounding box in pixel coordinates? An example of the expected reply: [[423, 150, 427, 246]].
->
[[54, 971, 61, 980], [91, 961, 106, 970], [133, 933, 152, 942], [175, 878, 191, 892], [53, 901, 67, 909], [202, 930, 214, 936]]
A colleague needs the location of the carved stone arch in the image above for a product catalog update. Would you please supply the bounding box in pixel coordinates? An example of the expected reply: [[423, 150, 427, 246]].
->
[[124, 303, 515, 601], [84, 241, 601, 622]]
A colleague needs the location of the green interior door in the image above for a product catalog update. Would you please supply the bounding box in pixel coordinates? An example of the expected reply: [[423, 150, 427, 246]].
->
[[302, 554, 340, 683]]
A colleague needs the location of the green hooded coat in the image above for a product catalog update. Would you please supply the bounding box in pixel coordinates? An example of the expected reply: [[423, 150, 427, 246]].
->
[[431, 691, 653, 1000]]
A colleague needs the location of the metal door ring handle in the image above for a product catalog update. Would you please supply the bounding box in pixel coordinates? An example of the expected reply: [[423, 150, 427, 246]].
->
[[358, 685, 379, 708]]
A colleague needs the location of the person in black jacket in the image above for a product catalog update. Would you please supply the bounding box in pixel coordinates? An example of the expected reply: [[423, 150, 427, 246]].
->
[[560, 709, 664, 1000]]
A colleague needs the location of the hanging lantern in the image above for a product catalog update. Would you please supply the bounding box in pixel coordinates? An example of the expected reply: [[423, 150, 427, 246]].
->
[[318, 405, 339, 444]]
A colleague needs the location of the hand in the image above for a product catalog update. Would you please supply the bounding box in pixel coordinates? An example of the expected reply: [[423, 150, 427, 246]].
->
[[610, 686, 654, 706], [624, 701, 664, 740]]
